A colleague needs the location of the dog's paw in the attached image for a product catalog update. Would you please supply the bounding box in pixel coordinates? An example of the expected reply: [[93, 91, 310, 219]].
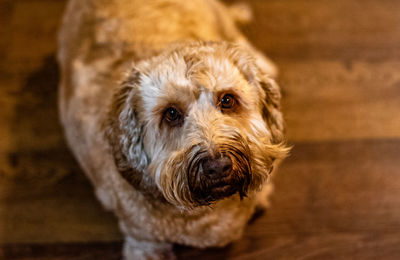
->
[[123, 237, 176, 260], [255, 182, 274, 210]]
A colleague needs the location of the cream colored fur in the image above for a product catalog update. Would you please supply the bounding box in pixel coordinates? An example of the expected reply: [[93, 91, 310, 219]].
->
[[58, 1, 288, 259]]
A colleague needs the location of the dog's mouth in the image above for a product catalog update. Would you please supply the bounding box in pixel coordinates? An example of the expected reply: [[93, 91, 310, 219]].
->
[[187, 146, 252, 206], [196, 173, 249, 204]]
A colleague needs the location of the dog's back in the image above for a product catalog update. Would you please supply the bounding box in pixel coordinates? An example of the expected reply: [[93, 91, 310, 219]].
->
[[58, 0, 250, 195], [57, 1, 281, 258], [58, 0, 246, 68]]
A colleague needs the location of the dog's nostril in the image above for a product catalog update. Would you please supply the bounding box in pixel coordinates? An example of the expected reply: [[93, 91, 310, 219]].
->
[[222, 165, 232, 174], [202, 157, 232, 177], [208, 169, 216, 175]]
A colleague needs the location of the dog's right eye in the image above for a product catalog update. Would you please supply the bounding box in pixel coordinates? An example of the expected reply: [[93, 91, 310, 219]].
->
[[163, 107, 183, 127]]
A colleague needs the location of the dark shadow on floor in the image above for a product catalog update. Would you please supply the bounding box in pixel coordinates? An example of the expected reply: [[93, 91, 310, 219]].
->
[[8, 54, 81, 183]]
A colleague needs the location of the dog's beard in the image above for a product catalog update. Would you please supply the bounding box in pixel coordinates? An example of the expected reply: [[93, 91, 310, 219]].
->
[[149, 130, 289, 209], [187, 135, 251, 206]]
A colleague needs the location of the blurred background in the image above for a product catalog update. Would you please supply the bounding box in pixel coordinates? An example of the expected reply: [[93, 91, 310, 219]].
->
[[1, 0, 399, 259]]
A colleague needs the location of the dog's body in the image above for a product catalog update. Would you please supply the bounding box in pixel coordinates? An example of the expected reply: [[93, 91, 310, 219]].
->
[[58, 0, 288, 259]]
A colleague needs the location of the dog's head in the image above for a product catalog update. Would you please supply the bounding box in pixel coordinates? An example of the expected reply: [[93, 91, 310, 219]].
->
[[106, 42, 290, 209]]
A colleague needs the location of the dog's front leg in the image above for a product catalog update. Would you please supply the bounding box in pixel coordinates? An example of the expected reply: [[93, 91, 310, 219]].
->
[[122, 236, 175, 260], [255, 182, 274, 211]]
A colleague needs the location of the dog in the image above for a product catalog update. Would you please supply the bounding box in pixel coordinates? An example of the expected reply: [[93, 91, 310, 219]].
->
[[58, 0, 289, 259]]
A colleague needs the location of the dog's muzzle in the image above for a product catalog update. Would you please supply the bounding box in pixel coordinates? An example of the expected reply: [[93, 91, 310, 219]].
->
[[187, 144, 251, 206]]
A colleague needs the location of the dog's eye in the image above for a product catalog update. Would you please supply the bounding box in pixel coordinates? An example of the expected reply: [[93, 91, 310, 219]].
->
[[220, 94, 236, 110], [163, 107, 183, 126]]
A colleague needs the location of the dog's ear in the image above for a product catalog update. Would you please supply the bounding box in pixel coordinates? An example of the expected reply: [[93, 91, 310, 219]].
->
[[258, 74, 285, 144], [226, 45, 285, 144], [105, 69, 159, 195]]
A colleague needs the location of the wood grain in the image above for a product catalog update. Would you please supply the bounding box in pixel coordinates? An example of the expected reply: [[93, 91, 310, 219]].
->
[[1, 0, 400, 259], [242, 0, 400, 61], [1, 140, 400, 258], [280, 60, 400, 141]]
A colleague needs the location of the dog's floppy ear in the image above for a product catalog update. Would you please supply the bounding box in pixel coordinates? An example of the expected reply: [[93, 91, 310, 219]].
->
[[258, 74, 285, 144], [226, 44, 285, 144], [105, 69, 160, 196]]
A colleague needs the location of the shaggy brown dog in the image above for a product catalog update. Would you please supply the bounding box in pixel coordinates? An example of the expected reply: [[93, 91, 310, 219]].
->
[[58, 0, 289, 259]]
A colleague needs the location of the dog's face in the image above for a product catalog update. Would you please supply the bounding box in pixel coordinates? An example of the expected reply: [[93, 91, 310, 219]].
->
[[106, 42, 289, 208]]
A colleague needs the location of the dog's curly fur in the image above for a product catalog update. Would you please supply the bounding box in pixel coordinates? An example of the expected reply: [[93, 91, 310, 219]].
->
[[58, 0, 289, 259]]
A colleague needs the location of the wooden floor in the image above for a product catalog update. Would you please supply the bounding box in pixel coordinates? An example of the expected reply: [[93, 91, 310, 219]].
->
[[1, 0, 400, 259]]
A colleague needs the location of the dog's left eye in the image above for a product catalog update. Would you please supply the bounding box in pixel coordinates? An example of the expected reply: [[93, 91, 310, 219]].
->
[[163, 107, 183, 127], [220, 94, 236, 110]]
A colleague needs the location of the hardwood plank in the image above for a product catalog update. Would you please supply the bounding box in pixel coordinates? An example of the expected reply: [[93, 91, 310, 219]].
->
[[0, 163, 122, 244], [0, 242, 122, 260], [0, 56, 67, 180], [7, 56, 64, 152], [0, 77, 18, 153], [240, 0, 400, 61], [265, 139, 400, 235], [176, 233, 400, 260], [1, 139, 399, 253], [0, 1, 14, 63], [5, 1, 66, 75], [279, 60, 400, 141], [2, 233, 400, 260]]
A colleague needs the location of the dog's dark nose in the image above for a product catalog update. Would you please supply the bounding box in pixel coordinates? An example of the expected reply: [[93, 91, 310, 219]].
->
[[202, 156, 232, 177]]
